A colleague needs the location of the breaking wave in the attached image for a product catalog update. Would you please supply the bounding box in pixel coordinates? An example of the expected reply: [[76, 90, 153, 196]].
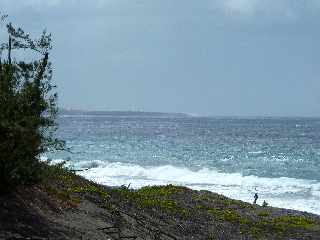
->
[[49, 159, 320, 215]]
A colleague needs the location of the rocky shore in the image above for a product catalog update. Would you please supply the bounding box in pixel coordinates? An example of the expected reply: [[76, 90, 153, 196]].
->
[[1, 165, 320, 240]]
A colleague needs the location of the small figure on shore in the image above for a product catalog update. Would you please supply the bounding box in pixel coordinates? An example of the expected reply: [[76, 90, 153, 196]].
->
[[253, 193, 258, 204]]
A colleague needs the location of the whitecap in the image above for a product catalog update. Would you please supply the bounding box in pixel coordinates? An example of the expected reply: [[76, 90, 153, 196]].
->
[[74, 161, 320, 215]]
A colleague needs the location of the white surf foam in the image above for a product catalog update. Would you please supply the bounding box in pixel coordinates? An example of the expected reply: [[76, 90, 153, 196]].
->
[[67, 160, 320, 215], [40, 156, 66, 165]]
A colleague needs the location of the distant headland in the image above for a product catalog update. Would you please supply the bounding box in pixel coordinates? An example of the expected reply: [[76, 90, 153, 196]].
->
[[59, 108, 191, 118]]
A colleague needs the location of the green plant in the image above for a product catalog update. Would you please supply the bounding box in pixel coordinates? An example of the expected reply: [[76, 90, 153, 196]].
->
[[0, 14, 64, 191], [258, 210, 270, 218], [262, 200, 268, 207]]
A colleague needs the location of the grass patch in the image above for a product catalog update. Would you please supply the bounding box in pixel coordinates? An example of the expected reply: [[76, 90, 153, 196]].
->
[[44, 184, 80, 207], [248, 215, 318, 239], [137, 185, 187, 197], [42, 163, 111, 207], [258, 210, 271, 218], [208, 208, 250, 225], [193, 193, 253, 210], [115, 185, 190, 216], [207, 206, 319, 239], [71, 185, 110, 200], [272, 215, 317, 232]]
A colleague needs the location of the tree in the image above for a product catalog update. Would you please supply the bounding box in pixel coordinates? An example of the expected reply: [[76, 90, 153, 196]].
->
[[0, 15, 64, 191]]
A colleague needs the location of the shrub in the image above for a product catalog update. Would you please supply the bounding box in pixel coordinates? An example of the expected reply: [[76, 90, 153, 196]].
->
[[262, 200, 268, 207], [0, 15, 64, 191]]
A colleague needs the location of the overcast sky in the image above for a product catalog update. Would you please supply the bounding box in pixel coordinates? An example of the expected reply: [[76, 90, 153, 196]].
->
[[1, 0, 320, 116]]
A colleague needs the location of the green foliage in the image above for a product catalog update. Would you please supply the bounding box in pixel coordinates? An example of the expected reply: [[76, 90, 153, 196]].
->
[[196, 192, 319, 238], [272, 215, 317, 232], [137, 184, 187, 197], [0, 15, 64, 191], [257, 210, 270, 218], [115, 185, 188, 215], [207, 206, 318, 238], [208, 208, 250, 225], [71, 185, 110, 200], [262, 200, 269, 207]]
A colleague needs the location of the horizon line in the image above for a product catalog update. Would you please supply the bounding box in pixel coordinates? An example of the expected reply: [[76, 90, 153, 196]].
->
[[59, 108, 320, 119]]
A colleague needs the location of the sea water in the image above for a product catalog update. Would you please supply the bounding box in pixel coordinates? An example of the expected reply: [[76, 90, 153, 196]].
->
[[46, 113, 320, 215]]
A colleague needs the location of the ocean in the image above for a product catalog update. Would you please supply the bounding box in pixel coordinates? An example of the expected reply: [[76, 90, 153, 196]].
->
[[46, 113, 320, 215]]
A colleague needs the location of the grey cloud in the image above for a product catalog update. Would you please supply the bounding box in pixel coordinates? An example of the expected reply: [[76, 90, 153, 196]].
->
[[3, 0, 320, 18], [210, 0, 320, 21], [1, 0, 320, 116]]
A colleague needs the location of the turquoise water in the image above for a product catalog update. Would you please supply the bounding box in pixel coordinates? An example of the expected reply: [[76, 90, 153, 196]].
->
[[47, 114, 320, 214]]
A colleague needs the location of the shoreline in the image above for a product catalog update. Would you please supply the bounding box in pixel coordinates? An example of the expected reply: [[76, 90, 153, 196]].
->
[[77, 164, 320, 216], [1, 165, 320, 239], [46, 158, 320, 216]]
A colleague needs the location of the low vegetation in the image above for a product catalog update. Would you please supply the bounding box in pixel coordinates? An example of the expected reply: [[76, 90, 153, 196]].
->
[[1, 163, 320, 239]]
